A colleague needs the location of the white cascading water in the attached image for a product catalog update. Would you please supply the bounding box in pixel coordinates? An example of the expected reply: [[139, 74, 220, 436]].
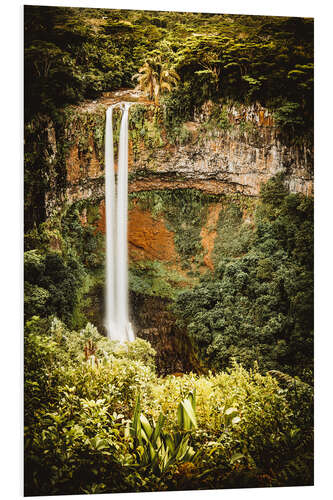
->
[[104, 102, 135, 342]]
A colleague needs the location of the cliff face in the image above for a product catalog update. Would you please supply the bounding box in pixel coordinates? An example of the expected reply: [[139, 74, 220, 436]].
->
[[128, 103, 313, 197], [44, 94, 313, 265], [41, 93, 313, 373], [46, 96, 313, 267], [45, 96, 313, 217]]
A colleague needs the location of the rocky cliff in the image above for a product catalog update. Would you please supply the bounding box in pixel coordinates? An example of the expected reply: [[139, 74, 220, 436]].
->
[[41, 91, 313, 373], [44, 93, 313, 262], [46, 92, 313, 213]]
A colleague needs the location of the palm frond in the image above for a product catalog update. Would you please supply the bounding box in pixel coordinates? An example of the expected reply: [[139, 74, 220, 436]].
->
[[160, 81, 172, 93], [132, 59, 180, 103]]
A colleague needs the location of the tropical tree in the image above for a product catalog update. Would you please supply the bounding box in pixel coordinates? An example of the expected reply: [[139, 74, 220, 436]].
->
[[132, 55, 180, 105]]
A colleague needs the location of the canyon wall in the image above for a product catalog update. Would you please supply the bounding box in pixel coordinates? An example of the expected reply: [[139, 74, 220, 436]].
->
[[41, 95, 313, 373], [45, 97, 313, 215], [44, 96, 313, 268]]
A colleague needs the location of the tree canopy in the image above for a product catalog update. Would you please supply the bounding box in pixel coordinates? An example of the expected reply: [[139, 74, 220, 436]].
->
[[25, 6, 313, 136]]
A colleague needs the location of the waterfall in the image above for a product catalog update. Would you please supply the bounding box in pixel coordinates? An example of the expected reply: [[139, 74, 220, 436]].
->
[[104, 103, 135, 342], [104, 106, 116, 338]]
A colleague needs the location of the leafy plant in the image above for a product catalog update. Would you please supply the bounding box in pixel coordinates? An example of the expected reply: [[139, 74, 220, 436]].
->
[[132, 54, 180, 106], [128, 392, 197, 474], [24, 318, 313, 494]]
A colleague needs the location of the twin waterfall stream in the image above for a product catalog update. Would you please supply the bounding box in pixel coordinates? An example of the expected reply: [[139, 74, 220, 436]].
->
[[104, 103, 135, 342]]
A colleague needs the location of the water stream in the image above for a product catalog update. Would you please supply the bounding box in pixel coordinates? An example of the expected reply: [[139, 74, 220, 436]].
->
[[104, 103, 135, 342]]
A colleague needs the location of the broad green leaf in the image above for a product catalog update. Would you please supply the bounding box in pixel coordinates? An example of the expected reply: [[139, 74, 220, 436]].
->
[[225, 407, 238, 416], [230, 452, 245, 464], [177, 403, 183, 428], [151, 413, 165, 445], [140, 414, 153, 441], [136, 445, 144, 458], [164, 434, 175, 455], [181, 399, 198, 428], [188, 390, 197, 411], [131, 394, 141, 441]]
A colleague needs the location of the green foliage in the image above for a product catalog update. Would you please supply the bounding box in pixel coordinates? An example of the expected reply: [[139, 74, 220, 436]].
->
[[127, 393, 197, 474], [25, 319, 313, 494], [129, 260, 187, 300], [24, 319, 159, 494], [24, 250, 85, 324], [129, 104, 165, 156], [161, 82, 194, 132], [25, 7, 130, 118], [24, 199, 107, 329], [24, 116, 51, 230], [212, 106, 232, 131], [61, 202, 104, 270], [132, 54, 179, 105], [151, 362, 312, 489], [274, 101, 305, 135], [175, 176, 313, 378], [130, 189, 210, 269], [213, 201, 255, 260], [123, 338, 157, 371], [25, 7, 313, 141], [172, 16, 312, 137]]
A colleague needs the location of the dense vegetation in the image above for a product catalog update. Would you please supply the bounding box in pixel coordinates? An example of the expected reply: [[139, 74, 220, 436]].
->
[[25, 317, 313, 495], [127, 176, 313, 380], [24, 178, 314, 494], [24, 6, 314, 496], [174, 176, 313, 380], [24, 200, 106, 331], [25, 6, 313, 132]]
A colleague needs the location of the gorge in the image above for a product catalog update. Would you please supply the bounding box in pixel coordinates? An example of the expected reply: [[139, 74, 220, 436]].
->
[[24, 8, 314, 494], [24, 91, 313, 375]]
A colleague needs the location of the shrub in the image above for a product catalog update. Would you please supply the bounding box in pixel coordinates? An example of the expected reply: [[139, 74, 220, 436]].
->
[[24, 250, 85, 324], [24, 318, 313, 494]]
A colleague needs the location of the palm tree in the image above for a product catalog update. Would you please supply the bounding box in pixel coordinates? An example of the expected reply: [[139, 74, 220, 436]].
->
[[132, 56, 180, 105]]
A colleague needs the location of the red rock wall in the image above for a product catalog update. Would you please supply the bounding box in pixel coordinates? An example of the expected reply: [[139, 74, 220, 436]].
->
[[44, 98, 313, 270]]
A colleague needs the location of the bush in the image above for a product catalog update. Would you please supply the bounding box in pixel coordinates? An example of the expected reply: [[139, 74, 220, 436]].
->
[[24, 250, 85, 324], [24, 317, 313, 494]]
